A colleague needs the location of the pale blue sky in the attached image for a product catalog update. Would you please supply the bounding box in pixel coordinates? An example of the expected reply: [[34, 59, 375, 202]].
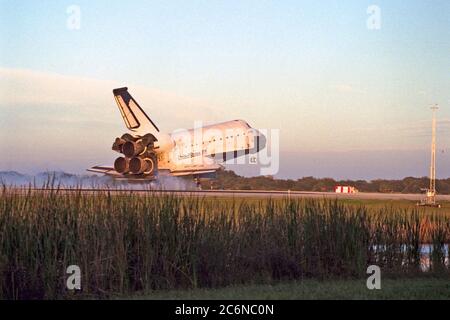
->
[[0, 0, 449, 179]]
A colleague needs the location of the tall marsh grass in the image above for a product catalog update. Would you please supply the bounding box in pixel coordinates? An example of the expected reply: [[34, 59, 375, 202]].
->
[[0, 187, 449, 299]]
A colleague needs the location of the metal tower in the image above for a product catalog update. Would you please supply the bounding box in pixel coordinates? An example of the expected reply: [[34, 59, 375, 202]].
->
[[429, 105, 438, 195], [419, 104, 440, 208]]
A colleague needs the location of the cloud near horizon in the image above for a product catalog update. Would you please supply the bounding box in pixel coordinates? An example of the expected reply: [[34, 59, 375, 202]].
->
[[0, 67, 224, 130], [0, 67, 233, 174]]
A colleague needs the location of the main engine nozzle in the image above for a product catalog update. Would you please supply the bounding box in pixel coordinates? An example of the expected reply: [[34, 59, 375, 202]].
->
[[122, 134, 156, 157], [122, 140, 146, 158], [129, 157, 155, 175], [114, 157, 130, 174]]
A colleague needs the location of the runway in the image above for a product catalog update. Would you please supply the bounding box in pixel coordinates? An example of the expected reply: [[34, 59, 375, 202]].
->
[[15, 188, 450, 201]]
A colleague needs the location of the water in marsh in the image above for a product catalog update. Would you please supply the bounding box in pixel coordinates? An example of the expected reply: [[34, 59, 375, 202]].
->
[[373, 244, 449, 272]]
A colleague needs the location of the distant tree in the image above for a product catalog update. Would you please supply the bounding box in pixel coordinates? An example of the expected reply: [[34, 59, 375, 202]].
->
[[210, 169, 450, 194]]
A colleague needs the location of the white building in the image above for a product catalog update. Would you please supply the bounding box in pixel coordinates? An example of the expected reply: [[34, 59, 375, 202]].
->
[[335, 186, 358, 194]]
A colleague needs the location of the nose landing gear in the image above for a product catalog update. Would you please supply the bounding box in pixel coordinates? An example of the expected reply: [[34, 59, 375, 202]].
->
[[194, 176, 201, 189]]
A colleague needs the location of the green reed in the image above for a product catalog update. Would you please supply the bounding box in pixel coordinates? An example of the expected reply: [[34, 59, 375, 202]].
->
[[0, 187, 448, 299]]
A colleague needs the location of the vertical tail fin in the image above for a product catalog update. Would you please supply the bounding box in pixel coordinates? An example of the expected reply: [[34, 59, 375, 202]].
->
[[113, 87, 159, 135]]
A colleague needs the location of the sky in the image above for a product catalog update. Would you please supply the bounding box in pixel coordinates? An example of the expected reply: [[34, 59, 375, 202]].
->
[[0, 0, 449, 179]]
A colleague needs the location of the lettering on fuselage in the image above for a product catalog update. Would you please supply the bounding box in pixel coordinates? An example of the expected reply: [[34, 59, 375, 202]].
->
[[178, 151, 203, 160]]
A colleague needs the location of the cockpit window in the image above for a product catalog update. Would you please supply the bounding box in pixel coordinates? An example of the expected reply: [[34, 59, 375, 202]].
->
[[234, 120, 251, 128]]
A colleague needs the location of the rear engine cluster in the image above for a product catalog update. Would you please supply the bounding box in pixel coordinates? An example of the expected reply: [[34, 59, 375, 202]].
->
[[112, 133, 157, 176]]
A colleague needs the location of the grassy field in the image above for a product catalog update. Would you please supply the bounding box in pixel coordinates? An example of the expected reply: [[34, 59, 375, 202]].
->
[[132, 277, 450, 300], [0, 187, 449, 299]]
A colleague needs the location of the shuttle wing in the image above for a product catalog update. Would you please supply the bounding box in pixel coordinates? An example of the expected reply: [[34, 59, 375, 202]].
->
[[169, 161, 223, 177], [88, 163, 222, 179], [88, 166, 158, 181], [87, 166, 121, 176], [170, 169, 218, 177]]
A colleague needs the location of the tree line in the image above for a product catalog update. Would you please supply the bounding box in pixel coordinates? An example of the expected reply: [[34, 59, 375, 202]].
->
[[207, 169, 450, 194]]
